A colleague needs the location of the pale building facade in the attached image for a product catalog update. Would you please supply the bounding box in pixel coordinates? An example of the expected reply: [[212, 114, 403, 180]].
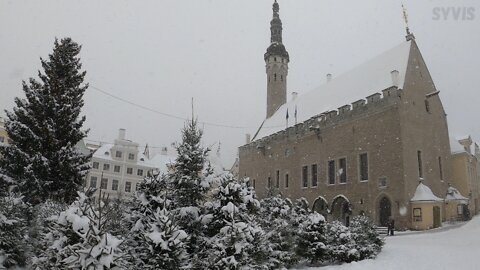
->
[[85, 129, 174, 200], [450, 136, 479, 215], [239, 1, 450, 230]]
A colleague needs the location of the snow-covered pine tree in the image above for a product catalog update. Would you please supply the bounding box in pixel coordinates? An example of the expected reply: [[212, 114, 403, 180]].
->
[[296, 212, 329, 265], [171, 118, 211, 209], [257, 194, 300, 268], [0, 193, 29, 269], [324, 221, 359, 263], [197, 175, 268, 269], [169, 119, 212, 257], [349, 215, 384, 260], [34, 191, 123, 269], [124, 172, 186, 269], [0, 38, 90, 204]]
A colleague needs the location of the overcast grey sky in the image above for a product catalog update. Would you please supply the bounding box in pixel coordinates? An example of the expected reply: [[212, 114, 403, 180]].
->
[[1, 0, 479, 166]]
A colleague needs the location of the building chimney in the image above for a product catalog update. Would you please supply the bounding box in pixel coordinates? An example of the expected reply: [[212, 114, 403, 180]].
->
[[391, 70, 400, 87], [326, 73, 332, 83], [246, 133, 251, 144], [291, 92, 298, 101], [118, 128, 126, 140]]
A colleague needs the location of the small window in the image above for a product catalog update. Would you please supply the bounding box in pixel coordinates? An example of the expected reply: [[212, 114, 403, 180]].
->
[[417, 150, 423, 178], [92, 162, 99, 169], [137, 169, 144, 176], [252, 179, 256, 189], [359, 153, 369, 181], [276, 170, 280, 188], [128, 153, 135, 160], [425, 100, 430, 113], [438, 157, 443, 180], [457, 205, 463, 215], [127, 168, 133, 175], [339, 158, 347, 183], [114, 165, 121, 173], [90, 176, 97, 188], [311, 164, 318, 187], [103, 163, 110, 171], [112, 180, 119, 191], [125, 181, 132, 192], [302, 166, 308, 188], [285, 174, 289, 188], [328, 160, 335, 185], [100, 178, 108, 189], [379, 177, 388, 188], [115, 151, 122, 158], [413, 208, 422, 222]]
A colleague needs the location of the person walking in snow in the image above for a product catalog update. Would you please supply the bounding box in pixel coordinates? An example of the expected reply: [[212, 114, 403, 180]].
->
[[388, 218, 395, 236]]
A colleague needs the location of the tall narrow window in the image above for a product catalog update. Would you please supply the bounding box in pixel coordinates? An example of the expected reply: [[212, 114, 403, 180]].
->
[[276, 170, 280, 188], [302, 166, 308, 188], [328, 160, 335, 185], [100, 178, 108, 189], [125, 181, 131, 192], [112, 180, 119, 191], [274, 73, 277, 81], [267, 177, 272, 188], [311, 164, 318, 187], [253, 179, 256, 189], [90, 176, 97, 188], [339, 158, 347, 183], [360, 153, 369, 181], [417, 151, 423, 178], [285, 174, 289, 188], [438, 157, 443, 180]]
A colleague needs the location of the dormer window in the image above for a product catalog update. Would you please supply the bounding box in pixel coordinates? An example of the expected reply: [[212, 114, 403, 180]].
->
[[140, 157, 145, 161], [104, 151, 109, 156]]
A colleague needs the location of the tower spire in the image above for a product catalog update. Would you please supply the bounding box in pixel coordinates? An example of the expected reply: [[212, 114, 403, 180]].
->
[[402, 3, 415, 41], [264, 0, 290, 118]]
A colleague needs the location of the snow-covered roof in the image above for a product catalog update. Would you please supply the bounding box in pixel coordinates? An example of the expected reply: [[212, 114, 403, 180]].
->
[[253, 40, 412, 141], [92, 143, 154, 168], [445, 186, 469, 203], [411, 182, 444, 202]]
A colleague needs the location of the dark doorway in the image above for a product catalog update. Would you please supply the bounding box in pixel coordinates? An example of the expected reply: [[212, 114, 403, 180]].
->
[[313, 197, 329, 218], [433, 206, 441, 228], [331, 196, 351, 225], [379, 196, 392, 227]]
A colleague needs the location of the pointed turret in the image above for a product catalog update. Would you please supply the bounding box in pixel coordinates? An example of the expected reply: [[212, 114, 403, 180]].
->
[[265, 0, 289, 118]]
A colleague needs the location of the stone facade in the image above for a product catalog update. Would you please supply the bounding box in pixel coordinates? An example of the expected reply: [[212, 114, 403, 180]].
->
[[0, 117, 10, 145], [239, 2, 451, 230]]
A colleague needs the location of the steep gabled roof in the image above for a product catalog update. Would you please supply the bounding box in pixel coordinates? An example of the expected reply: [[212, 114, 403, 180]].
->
[[252, 40, 412, 141]]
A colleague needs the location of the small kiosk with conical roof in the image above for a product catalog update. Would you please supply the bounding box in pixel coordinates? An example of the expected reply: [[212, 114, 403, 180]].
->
[[410, 182, 444, 230]]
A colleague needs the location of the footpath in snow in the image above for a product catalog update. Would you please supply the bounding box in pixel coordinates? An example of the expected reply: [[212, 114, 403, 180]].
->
[[302, 216, 480, 270]]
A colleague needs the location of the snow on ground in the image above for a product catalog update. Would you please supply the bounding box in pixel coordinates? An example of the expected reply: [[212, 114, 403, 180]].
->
[[302, 216, 480, 270]]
